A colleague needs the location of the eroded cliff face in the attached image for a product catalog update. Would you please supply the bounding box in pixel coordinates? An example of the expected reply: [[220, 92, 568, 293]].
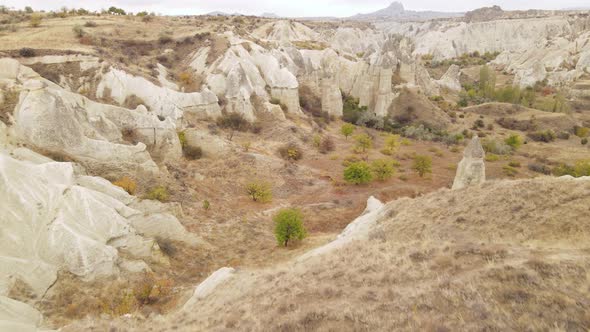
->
[[382, 14, 590, 87]]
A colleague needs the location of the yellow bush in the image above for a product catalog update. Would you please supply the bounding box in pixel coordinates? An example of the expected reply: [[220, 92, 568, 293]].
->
[[145, 185, 169, 202], [30, 13, 42, 27], [112, 177, 137, 195]]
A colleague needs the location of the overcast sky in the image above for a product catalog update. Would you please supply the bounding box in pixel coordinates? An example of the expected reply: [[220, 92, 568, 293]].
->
[[2, 0, 589, 17]]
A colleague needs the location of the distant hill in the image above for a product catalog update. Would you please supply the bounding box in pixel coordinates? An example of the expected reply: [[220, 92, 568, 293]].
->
[[349, 1, 463, 21], [260, 12, 279, 18]]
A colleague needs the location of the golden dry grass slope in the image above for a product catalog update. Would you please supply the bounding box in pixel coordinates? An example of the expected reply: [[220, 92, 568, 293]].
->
[[64, 175, 590, 331]]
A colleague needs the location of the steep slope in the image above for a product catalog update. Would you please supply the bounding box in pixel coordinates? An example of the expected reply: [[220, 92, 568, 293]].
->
[[65, 176, 590, 331]]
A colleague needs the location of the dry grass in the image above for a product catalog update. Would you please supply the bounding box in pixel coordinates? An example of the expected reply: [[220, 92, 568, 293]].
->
[[67, 176, 590, 331]]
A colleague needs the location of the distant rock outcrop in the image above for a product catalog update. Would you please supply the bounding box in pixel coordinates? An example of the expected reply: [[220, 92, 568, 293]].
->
[[452, 136, 486, 189], [350, 1, 462, 21]]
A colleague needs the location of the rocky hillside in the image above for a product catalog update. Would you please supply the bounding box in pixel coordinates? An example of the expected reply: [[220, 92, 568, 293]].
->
[[0, 5, 589, 331], [64, 175, 590, 331]]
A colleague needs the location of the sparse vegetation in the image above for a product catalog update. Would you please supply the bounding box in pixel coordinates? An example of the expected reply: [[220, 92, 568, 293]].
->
[[528, 130, 556, 143], [72, 25, 85, 38], [29, 13, 42, 27], [145, 186, 169, 202], [504, 134, 522, 150], [112, 177, 137, 195], [246, 181, 272, 202], [0, 89, 19, 124], [371, 159, 396, 181], [412, 155, 432, 178], [273, 208, 306, 247], [18, 47, 36, 57], [343, 161, 373, 185], [340, 123, 355, 139], [217, 112, 249, 140], [353, 133, 373, 154], [278, 143, 303, 161]]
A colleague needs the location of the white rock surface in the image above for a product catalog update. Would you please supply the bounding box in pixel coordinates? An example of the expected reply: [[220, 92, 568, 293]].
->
[[11, 75, 181, 176], [97, 68, 221, 121], [452, 136, 486, 190], [436, 64, 462, 91], [0, 296, 44, 332], [298, 196, 384, 262], [183, 267, 236, 309], [0, 153, 200, 300]]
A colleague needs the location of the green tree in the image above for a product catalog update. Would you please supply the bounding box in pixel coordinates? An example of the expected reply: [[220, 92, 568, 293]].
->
[[504, 134, 522, 150], [479, 65, 496, 100], [353, 133, 373, 153], [371, 159, 396, 181], [25, 6, 33, 13], [412, 155, 432, 178], [344, 161, 373, 185], [273, 208, 306, 247], [341, 123, 355, 140]]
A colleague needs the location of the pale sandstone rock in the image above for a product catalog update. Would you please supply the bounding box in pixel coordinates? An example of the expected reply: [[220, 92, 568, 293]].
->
[[436, 64, 462, 91], [298, 196, 384, 262], [12, 78, 181, 177], [0, 296, 44, 332], [183, 267, 236, 309], [0, 153, 200, 303], [452, 136, 486, 190], [184, 128, 231, 157], [97, 68, 221, 121], [320, 75, 343, 117]]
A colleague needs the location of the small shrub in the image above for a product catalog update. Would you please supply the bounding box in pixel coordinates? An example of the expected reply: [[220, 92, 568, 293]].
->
[[574, 126, 589, 138], [158, 34, 173, 44], [177, 131, 187, 148], [246, 181, 272, 202], [399, 174, 409, 181], [183, 145, 202, 160], [30, 13, 42, 27], [412, 155, 432, 178], [508, 161, 521, 168], [84, 21, 97, 27], [217, 112, 249, 140], [528, 130, 556, 143], [553, 163, 576, 177], [482, 139, 512, 155], [504, 134, 522, 150], [353, 133, 373, 153], [19, 47, 36, 57], [273, 208, 306, 247], [502, 165, 518, 177], [574, 160, 590, 176], [473, 119, 485, 129], [112, 177, 137, 195], [485, 154, 500, 162], [341, 155, 361, 167], [340, 123, 355, 139], [133, 274, 173, 305], [319, 136, 335, 154], [72, 25, 85, 38], [343, 162, 373, 185], [278, 143, 303, 161], [202, 200, 210, 210], [371, 159, 396, 181], [582, 138, 588, 145], [528, 163, 551, 175], [145, 186, 169, 202], [383, 134, 401, 155], [557, 131, 570, 140]]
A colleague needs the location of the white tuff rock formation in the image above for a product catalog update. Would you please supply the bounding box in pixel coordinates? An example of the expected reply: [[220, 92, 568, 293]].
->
[[452, 136, 486, 189]]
